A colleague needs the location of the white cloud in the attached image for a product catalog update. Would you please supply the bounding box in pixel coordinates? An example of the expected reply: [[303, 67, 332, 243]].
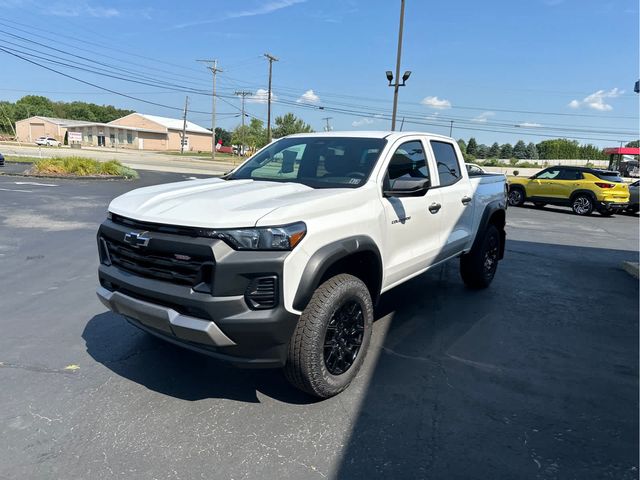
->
[[472, 111, 495, 123], [46, 1, 119, 17], [352, 117, 375, 127], [518, 122, 542, 128], [0, 0, 120, 17], [421, 96, 451, 109], [247, 88, 277, 104], [227, 0, 307, 19], [171, 0, 306, 29], [296, 89, 320, 104], [568, 88, 623, 111]]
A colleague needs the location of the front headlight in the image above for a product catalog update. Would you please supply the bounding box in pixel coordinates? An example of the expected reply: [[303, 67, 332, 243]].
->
[[206, 222, 306, 251]]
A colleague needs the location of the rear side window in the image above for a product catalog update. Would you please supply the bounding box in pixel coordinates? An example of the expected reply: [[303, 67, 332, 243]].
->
[[431, 141, 461, 186], [558, 169, 583, 180], [593, 171, 624, 183]]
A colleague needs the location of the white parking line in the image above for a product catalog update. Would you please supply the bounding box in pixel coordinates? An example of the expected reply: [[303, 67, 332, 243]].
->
[[14, 182, 59, 187], [0, 187, 33, 193]]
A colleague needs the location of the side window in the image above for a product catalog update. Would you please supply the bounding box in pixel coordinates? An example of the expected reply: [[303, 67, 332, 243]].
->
[[431, 141, 461, 187], [536, 169, 561, 179], [386, 141, 429, 184], [558, 169, 583, 180]]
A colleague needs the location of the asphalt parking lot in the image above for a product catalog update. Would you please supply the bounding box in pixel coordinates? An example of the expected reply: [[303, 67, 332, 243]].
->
[[0, 171, 637, 479]]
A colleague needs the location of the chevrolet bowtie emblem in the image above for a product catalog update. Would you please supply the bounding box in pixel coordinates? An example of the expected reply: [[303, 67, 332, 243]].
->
[[123, 231, 151, 248]]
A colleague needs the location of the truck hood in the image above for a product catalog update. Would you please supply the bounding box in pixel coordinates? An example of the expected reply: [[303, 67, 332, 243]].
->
[[108, 178, 340, 228]]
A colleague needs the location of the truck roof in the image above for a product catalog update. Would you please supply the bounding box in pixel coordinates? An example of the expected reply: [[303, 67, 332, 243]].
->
[[285, 130, 455, 142]]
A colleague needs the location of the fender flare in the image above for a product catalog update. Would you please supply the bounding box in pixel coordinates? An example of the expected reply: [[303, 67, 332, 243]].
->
[[470, 200, 507, 260], [293, 235, 382, 311], [569, 189, 598, 203]]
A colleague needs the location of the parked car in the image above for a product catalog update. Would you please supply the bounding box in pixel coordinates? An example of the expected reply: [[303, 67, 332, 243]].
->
[[0, 152, 4, 167], [35, 136, 61, 147], [627, 180, 639, 214], [96, 131, 508, 398], [466, 163, 485, 176], [507, 166, 629, 216]]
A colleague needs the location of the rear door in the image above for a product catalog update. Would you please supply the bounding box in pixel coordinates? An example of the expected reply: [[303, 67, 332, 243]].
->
[[554, 168, 583, 199], [379, 138, 443, 288], [428, 139, 474, 260]]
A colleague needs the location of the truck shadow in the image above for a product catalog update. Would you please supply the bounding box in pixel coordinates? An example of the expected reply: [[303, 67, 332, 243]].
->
[[82, 312, 314, 405]]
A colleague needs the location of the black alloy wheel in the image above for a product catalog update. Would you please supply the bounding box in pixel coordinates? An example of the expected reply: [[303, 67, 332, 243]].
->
[[323, 300, 364, 375]]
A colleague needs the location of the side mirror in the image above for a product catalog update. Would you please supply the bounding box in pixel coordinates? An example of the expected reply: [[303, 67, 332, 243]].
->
[[384, 178, 430, 197]]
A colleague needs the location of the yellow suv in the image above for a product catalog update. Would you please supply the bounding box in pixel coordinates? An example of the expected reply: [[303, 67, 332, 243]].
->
[[507, 166, 629, 216]]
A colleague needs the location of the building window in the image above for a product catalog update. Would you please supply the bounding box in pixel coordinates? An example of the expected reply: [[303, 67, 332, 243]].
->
[[118, 131, 126, 145], [127, 132, 133, 144]]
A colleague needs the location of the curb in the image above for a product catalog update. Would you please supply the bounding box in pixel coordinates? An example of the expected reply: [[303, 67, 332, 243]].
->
[[0, 172, 133, 181], [621, 261, 639, 279]]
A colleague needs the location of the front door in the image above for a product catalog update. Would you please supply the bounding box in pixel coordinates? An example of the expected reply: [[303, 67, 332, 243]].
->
[[527, 168, 561, 198], [97, 135, 105, 147], [379, 139, 443, 289]]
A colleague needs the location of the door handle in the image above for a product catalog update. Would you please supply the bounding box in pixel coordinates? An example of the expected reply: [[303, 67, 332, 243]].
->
[[461, 196, 472, 205], [428, 202, 442, 214]]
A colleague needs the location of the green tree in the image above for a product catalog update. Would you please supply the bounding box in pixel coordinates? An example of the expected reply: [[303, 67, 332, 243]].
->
[[500, 143, 513, 158], [488, 142, 500, 158], [536, 139, 580, 159], [476, 144, 489, 159], [513, 140, 527, 159], [272, 113, 313, 138], [525, 142, 538, 159], [457, 138, 467, 153], [466, 137, 478, 156], [625, 140, 639, 148]]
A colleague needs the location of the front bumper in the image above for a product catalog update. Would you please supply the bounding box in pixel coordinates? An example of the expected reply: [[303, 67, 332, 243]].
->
[[96, 219, 300, 368]]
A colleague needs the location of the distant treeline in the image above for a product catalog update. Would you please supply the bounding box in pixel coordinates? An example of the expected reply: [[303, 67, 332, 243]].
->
[[0, 95, 133, 133], [457, 137, 631, 161]]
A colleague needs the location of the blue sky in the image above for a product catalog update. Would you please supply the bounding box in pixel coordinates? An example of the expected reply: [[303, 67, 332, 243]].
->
[[0, 0, 637, 146]]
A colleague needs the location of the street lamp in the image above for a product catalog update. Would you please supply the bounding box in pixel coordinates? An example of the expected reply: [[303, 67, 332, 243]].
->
[[388, 0, 408, 131]]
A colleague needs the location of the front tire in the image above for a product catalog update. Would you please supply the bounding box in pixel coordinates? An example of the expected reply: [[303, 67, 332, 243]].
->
[[571, 194, 593, 216], [460, 224, 501, 289], [284, 274, 373, 399], [508, 187, 525, 207]]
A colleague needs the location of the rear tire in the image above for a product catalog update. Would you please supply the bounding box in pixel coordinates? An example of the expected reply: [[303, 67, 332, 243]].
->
[[508, 187, 525, 207], [284, 274, 373, 399], [571, 194, 593, 216], [460, 224, 501, 289]]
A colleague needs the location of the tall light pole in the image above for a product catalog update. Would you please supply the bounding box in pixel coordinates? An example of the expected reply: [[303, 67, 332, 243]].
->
[[322, 117, 333, 132], [264, 53, 278, 142], [388, 0, 408, 131], [197, 59, 222, 160]]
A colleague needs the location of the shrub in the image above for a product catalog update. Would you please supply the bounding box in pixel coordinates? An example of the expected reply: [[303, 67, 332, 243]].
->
[[513, 170, 519, 176], [509, 157, 519, 166], [32, 157, 138, 179]]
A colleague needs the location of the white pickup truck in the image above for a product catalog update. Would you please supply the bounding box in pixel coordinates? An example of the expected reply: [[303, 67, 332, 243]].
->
[[96, 131, 507, 398]]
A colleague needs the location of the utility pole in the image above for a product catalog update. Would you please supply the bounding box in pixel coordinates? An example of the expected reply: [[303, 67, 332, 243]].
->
[[399, 117, 405, 131], [234, 90, 252, 156], [391, 0, 406, 131], [449, 120, 454, 137], [197, 59, 222, 160], [180, 96, 189, 154], [322, 117, 333, 132], [264, 53, 278, 142]]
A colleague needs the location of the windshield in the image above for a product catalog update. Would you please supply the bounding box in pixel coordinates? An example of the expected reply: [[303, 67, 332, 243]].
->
[[228, 136, 387, 188]]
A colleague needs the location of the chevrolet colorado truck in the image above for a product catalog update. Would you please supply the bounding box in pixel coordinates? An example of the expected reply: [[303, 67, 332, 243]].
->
[[96, 132, 507, 398]]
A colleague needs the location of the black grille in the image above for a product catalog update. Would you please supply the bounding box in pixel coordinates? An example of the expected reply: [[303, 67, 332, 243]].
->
[[103, 237, 213, 287], [245, 276, 278, 309]]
